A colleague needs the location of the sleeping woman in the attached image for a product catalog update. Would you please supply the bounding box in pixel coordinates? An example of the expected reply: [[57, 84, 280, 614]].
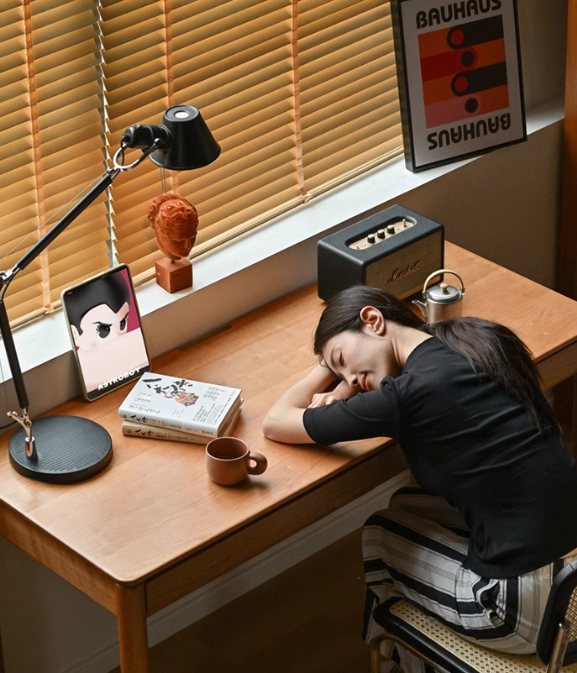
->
[[263, 285, 577, 672]]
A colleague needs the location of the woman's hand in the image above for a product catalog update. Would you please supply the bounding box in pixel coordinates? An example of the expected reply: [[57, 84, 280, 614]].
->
[[308, 380, 358, 408]]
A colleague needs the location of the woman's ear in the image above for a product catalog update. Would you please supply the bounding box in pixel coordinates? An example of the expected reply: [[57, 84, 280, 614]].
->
[[359, 306, 387, 335]]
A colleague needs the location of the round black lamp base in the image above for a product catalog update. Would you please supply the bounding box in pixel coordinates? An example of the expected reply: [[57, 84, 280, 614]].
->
[[9, 416, 112, 484]]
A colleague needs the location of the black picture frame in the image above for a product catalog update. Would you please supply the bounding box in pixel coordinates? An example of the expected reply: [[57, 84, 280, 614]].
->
[[391, 0, 526, 172]]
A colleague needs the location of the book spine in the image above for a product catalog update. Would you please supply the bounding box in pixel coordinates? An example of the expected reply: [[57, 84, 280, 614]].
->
[[121, 421, 208, 444], [118, 410, 219, 437]]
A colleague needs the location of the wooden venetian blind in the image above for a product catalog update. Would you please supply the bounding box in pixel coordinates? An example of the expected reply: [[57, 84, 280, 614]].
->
[[0, 0, 109, 324], [298, 0, 402, 194], [1, 0, 401, 322]]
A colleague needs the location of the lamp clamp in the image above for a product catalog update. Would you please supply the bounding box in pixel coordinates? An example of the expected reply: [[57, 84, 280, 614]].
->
[[7, 410, 37, 460], [121, 124, 170, 150], [113, 138, 163, 172]]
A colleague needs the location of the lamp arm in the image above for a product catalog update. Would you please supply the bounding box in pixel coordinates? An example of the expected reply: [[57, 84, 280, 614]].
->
[[0, 299, 28, 412], [0, 165, 121, 461], [6, 134, 165, 284], [0, 137, 161, 465], [0, 298, 37, 458], [6, 137, 162, 280], [12, 167, 119, 278]]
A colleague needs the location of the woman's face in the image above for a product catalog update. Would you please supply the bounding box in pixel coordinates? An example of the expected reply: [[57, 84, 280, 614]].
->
[[72, 302, 129, 351], [322, 326, 399, 392]]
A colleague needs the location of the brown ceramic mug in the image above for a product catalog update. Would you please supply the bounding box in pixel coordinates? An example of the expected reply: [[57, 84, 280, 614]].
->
[[205, 437, 268, 486]]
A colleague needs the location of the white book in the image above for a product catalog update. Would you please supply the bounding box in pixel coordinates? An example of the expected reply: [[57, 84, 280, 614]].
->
[[122, 421, 211, 444], [121, 404, 242, 444], [118, 372, 242, 438]]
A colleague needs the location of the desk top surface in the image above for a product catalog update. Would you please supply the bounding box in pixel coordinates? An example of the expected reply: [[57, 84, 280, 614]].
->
[[1, 242, 577, 584]]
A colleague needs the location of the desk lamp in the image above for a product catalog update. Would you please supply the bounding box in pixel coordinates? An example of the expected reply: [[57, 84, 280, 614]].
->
[[0, 105, 220, 484]]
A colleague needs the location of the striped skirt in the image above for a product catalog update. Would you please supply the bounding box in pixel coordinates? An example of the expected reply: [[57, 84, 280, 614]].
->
[[362, 486, 576, 673]]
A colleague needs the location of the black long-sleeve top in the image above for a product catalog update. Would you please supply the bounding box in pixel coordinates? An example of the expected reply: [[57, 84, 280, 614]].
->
[[303, 337, 577, 578]]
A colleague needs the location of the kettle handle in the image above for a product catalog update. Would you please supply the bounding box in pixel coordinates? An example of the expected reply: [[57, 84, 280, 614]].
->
[[422, 269, 465, 296]]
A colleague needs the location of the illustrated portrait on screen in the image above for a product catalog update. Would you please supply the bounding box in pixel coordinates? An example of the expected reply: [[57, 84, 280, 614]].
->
[[63, 267, 150, 400]]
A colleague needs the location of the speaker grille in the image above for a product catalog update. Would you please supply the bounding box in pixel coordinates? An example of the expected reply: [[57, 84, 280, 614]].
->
[[365, 230, 444, 298]]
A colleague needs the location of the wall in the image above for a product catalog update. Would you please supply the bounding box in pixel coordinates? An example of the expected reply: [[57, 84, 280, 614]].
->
[[0, 1, 569, 671], [400, 120, 563, 288]]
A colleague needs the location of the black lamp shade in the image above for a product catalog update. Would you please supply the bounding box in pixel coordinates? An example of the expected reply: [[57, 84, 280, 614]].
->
[[150, 105, 221, 171]]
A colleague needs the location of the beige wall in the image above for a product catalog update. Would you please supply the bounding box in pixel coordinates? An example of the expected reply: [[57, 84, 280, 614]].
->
[[399, 121, 563, 289]]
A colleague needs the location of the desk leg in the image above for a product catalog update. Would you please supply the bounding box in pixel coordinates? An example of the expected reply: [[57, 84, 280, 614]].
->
[[0, 619, 5, 673], [115, 583, 150, 673]]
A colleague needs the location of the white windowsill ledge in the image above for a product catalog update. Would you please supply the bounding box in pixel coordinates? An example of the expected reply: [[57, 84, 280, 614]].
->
[[0, 99, 564, 416]]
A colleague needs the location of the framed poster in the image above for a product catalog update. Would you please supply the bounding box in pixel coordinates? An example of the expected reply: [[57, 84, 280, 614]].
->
[[391, 0, 526, 172]]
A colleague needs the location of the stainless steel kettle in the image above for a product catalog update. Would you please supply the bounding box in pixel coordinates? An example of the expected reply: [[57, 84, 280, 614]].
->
[[412, 269, 465, 323]]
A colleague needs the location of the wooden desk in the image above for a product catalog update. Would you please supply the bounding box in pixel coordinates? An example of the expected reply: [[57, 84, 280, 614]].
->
[[1, 242, 577, 672]]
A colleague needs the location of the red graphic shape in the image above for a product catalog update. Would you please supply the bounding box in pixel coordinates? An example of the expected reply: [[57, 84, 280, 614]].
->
[[424, 85, 509, 128], [451, 29, 464, 46], [418, 19, 509, 128], [420, 48, 478, 81], [454, 76, 468, 92]]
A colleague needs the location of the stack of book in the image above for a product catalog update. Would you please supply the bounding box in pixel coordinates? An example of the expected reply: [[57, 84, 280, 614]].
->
[[118, 372, 242, 444]]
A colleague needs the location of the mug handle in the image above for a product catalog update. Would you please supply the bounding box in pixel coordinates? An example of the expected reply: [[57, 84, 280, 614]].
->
[[247, 451, 268, 475]]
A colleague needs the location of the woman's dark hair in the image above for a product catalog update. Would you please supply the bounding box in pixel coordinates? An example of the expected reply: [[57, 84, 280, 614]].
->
[[313, 285, 559, 434]]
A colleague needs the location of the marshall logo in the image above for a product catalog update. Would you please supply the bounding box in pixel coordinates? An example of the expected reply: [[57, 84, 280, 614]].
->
[[388, 260, 422, 283]]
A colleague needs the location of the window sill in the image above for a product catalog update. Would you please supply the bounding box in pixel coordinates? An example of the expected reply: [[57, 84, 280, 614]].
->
[[0, 98, 564, 417]]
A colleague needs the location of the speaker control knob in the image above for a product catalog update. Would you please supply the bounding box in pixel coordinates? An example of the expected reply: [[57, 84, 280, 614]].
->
[[387, 225, 396, 235], [367, 234, 376, 244], [377, 229, 385, 239]]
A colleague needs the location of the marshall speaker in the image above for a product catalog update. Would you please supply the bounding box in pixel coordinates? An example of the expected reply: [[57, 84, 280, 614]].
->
[[317, 205, 444, 302]]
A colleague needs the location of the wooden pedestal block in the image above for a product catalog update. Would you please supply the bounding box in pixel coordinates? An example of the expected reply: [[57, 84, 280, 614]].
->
[[155, 257, 192, 293]]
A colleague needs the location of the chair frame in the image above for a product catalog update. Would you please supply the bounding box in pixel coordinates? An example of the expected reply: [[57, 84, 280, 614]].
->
[[368, 559, 577, 673], [370, 631, 455, 673]]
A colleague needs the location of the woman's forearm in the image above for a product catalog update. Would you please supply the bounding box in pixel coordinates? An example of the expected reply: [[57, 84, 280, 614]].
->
[[274, 364, 337, 409], [262, 364, 337, 443]]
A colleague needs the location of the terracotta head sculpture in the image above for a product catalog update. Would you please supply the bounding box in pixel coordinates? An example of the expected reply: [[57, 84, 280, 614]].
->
[[147, 194, 199, 261]]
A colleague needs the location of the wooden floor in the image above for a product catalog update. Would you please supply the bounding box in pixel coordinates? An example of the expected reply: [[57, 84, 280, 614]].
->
[[108, 530, 370, 673]]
